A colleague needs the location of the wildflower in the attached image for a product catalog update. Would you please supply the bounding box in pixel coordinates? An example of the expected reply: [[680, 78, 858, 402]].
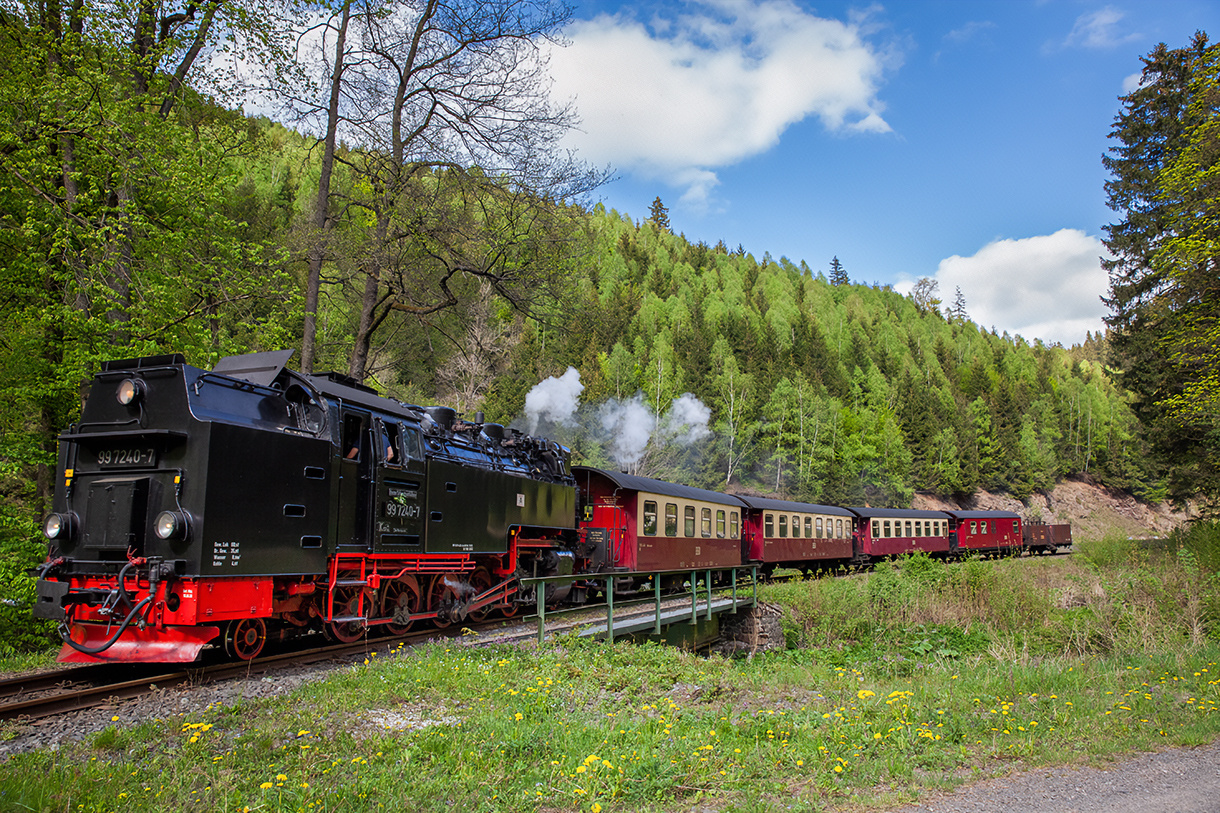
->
[[260, 782, 274, 790], [857, 690, 875, 700]]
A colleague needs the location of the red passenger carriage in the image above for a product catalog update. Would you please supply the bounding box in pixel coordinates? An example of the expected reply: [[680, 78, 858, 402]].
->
[[851, 507, 953, 558], [736, 496, 855, 572], [572, 467, 743, 573]]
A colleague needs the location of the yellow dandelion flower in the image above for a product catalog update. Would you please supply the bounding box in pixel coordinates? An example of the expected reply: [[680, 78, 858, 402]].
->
[[857, 690, 875, 700], [276, 774, 287, 781], [260, 782, 274, 790]]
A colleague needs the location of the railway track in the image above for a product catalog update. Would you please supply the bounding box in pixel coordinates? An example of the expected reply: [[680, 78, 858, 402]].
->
[[0, 588, 744, 723], [0, 628, 466, 722]]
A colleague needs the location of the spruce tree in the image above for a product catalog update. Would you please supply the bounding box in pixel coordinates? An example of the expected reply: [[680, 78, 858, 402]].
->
[[648, 197, 671, 232], [828, 256, 849, 285]]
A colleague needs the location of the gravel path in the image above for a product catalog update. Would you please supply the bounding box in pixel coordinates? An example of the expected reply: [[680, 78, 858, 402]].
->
[[880, 740, 1220, 813]]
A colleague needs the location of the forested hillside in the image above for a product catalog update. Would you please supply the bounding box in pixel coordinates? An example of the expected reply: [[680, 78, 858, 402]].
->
[[468, 210, 1154, 507]]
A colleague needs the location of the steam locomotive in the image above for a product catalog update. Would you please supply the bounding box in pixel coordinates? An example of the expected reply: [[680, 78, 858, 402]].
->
[[32, 351, 1067, 664]]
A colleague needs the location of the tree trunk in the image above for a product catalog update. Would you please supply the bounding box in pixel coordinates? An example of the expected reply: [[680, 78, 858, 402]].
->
[[301, 0, 352, 374]]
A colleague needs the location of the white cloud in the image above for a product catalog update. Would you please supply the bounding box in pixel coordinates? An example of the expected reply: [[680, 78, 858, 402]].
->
[[547, 0, 894, 210], [1064, 7, 1140, 49], [931, 229, 1109, 347], [1121, 71, 1143, 94]]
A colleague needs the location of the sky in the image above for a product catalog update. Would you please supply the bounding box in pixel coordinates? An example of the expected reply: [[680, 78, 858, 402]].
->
[[542, 0, 1220, 347]]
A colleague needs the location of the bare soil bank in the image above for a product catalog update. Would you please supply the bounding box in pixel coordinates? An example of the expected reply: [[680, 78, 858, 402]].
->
[[913, 475, 1195, 541]]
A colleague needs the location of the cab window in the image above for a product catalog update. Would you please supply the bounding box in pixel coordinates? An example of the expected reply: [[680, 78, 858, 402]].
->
[[380, 421, 400, 465], [643, 501, 658, 536], [401, 426, 423, 461]]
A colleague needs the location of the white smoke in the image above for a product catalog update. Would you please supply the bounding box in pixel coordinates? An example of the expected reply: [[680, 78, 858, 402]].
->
[[599, 391, 712, 469], [524, 367, 584, 434], [661, 393, 712, 445], [599, 394, 656, 467]]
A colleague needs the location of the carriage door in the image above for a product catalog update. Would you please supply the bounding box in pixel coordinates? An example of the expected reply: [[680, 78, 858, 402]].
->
[[337, 409, 374, 550]]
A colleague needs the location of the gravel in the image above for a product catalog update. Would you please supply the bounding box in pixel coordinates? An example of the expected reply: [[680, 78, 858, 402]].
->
[[878, 740, 1220, 813]]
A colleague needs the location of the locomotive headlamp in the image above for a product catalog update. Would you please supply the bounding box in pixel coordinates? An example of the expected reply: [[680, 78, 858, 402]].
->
[[116, 378, 144, 406], [43, 512, 76, 541], [154, 510, 189, 541]]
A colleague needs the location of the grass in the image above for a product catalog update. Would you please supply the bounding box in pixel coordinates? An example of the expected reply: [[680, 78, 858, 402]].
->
[[4, 527, 1220, 812]]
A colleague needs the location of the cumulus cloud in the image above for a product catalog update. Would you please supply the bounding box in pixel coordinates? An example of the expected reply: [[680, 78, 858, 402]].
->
[[547, 0, 894, 210], [1063, 7, 1140, 49], [930, 229, 1110, 347]]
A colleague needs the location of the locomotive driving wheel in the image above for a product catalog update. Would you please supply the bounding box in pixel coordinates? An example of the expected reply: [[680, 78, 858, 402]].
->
[[381, 576, 422, 635], [224, 617, 267, 661], [428, 573, 463, 629], [328, 587, 371, 644], [467, 569, 494, 623]]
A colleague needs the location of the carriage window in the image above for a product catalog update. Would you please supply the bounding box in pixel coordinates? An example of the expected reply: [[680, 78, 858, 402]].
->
[[914, 521, 922, 537], [778, 515, 788, 538], [991, 521, 997, 534], [1013, 520, 1019, 534], [837, 519, 844, 538], [716, 510, 726, 538], [701, 508, 712, 538], [970, 521, 978, 535], [643, 501, 658, 536], [730, 512, 739, 538], [872, 520, 880, 538], [685, 506, 696, 537], [805, 517, 813, 537], [905, 521, 912, 536], [765, 514, 774, 537], [815, 517, 823, 538], [883, 520, 892, 537], [665, 504, 678, 537]]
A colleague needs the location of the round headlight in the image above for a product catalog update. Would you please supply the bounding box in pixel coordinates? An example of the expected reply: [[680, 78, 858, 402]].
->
[[43, 512, 75, 542], [116, 378, 144, 406], [154, 510, 188, 541]]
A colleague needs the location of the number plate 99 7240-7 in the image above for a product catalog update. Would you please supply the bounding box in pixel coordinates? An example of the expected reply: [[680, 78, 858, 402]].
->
[[93, 448, 157, 467]]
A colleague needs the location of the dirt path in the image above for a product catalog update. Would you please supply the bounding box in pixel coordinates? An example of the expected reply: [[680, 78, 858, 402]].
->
[[878, 739, 1220, 813]]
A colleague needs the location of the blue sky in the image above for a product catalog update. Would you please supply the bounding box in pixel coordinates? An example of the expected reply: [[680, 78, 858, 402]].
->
[[544, 1, 1219, 346]]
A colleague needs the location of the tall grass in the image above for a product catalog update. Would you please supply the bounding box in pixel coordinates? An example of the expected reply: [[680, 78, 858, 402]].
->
[[764, 532, 1220, 664]]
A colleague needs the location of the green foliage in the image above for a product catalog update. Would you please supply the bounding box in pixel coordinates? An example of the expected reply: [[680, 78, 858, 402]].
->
[[1102, 32, 1220, 500]]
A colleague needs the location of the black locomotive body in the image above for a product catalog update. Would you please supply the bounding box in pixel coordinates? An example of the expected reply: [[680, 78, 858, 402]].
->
[[34, 351, 580, 662]]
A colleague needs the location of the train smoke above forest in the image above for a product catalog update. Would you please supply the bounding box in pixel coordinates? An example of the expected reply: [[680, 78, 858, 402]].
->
[[521, 369, 712, 470]]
